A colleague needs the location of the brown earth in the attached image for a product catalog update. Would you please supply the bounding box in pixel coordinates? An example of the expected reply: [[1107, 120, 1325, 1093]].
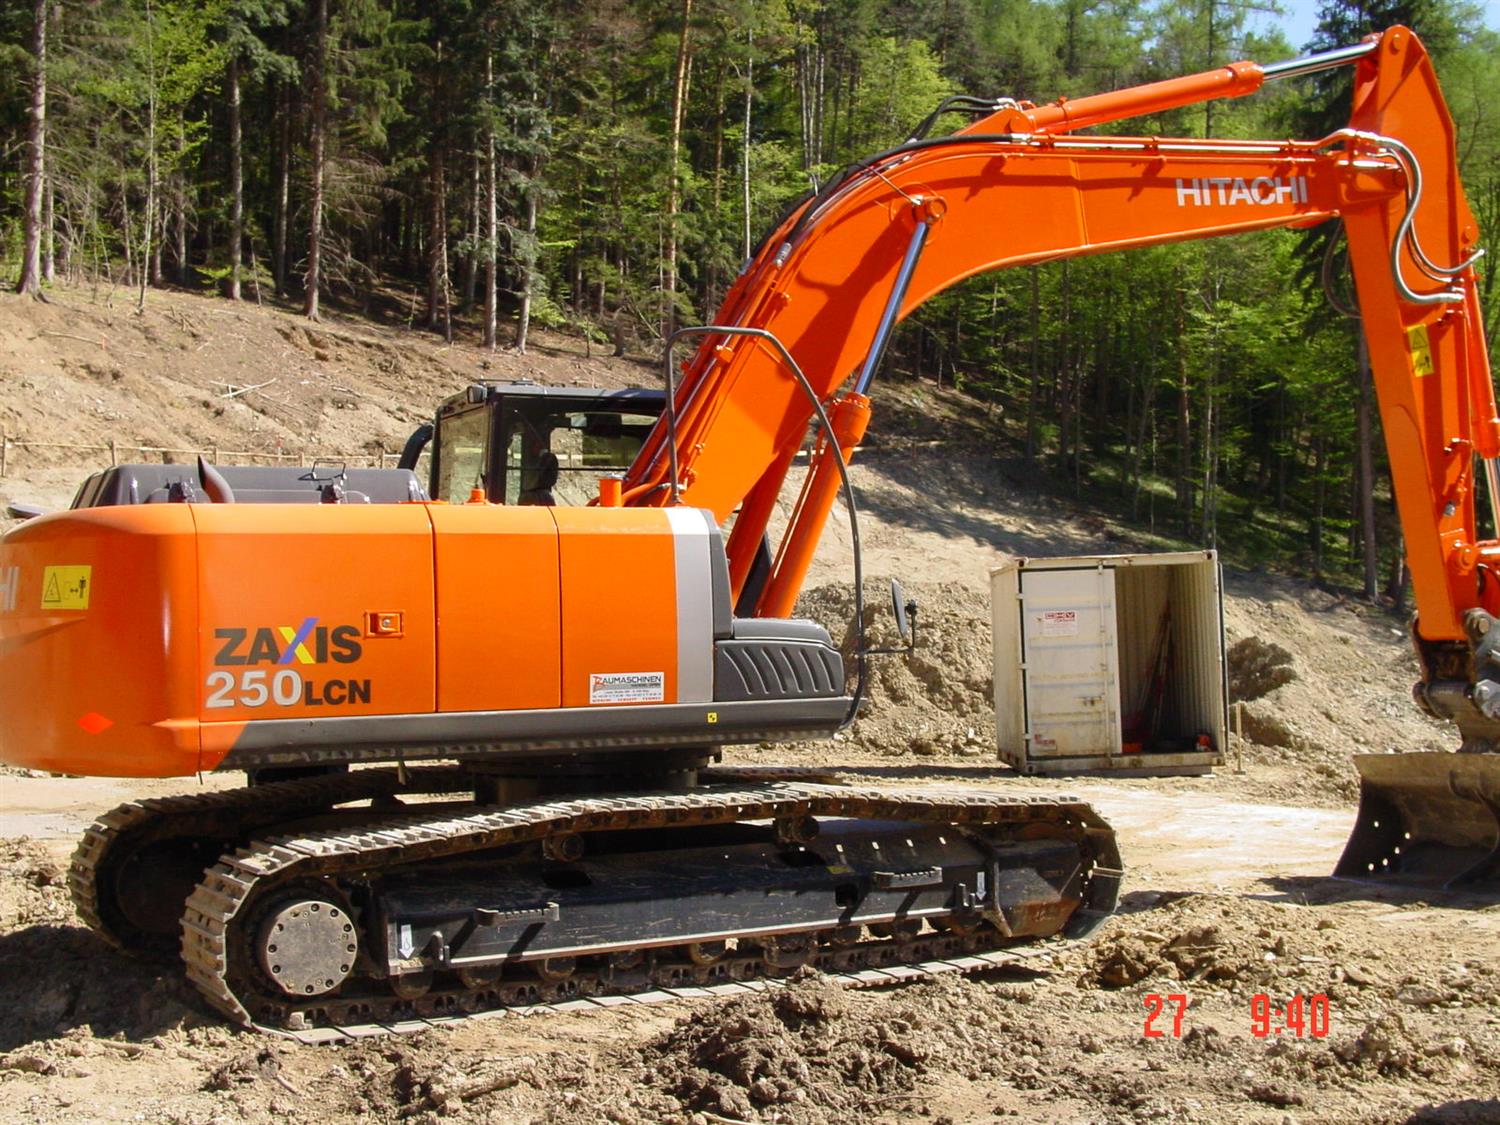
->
[[1, 286, 1495, 1125]]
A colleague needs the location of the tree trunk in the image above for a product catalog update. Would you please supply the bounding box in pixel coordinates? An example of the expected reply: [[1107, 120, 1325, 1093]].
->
[[1356, 334, 1379, 599], [304, 0, 328, 321], [463, 152, 480, 309], [175, 187, 188, 283], [227, 54, 243, 300], [1312, 431, 1326, 578], [1201, 366, 1216, 546], [137, 0, 158, 315], [1056, 260, 1072, 474], [42, 173, 55, 283], [663, 0, 694, 339], [1130, 371, 1158, 520], [15, 0, 47, 299], [1174, 299, 1192, 522], [706, 61, 725, 310], [483, 49, 498, 351], [1388, 528, 1408, 612], [515, 188, 537, 354], [1024, 267, 1040, 464], [741, 29, 753, 260], [273, 82, 291, 297], [426, 142, 447, 330]]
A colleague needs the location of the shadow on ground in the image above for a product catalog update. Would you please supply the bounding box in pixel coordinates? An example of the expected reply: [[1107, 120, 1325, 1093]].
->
[[1402, 1100, 1500, 1124], [1257, 874, 1497, 911], [0, 922, 202, 1050]]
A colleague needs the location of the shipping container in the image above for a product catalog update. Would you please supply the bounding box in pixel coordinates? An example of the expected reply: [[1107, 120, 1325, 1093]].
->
[[991, 551, 1226, 776]]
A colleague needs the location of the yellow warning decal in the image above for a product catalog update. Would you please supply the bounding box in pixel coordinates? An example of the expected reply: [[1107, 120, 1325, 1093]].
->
[[1408, 324, 1434, 377], [41, 566, 91, 610]]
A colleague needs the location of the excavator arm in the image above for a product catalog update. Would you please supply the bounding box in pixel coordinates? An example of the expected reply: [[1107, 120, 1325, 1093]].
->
[[622, 26, 1499, 886], [622, 27, 1495, 641]]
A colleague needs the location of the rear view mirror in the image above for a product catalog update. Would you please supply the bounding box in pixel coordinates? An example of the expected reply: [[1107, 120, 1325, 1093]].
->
[[859, 580, 920, 659], [891, 579, 918, 654]]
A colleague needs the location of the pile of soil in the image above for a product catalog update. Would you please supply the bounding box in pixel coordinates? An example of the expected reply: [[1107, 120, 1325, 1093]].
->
[[0, 840, 68, 931], [797, 580, 995, 757], [1082, 892, 1387, 995], [640, 969, 1084, 1122], [1220, 574, 1452, 804]]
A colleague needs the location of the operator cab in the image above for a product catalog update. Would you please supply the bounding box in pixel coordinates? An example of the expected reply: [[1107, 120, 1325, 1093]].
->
[[402, 381, 665, 506]]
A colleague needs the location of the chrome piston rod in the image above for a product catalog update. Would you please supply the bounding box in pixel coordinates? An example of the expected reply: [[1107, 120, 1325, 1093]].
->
[[1260, 39, 1380, 82]]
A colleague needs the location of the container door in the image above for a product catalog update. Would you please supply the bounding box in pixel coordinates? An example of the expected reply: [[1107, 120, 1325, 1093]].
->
[[1019, 567, 1120, 758]]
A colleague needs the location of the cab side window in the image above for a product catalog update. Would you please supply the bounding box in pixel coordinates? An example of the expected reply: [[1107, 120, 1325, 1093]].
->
[[434, 407, 490, 503]]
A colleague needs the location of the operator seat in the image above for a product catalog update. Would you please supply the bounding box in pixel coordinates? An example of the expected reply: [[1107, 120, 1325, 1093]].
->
[[519, 451, 560, 506]]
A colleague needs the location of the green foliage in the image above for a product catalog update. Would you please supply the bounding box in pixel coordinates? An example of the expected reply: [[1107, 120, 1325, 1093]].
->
[[2, 0, 1496, 590]]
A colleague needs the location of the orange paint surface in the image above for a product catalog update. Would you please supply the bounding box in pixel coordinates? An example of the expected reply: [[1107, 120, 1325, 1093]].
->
[[431, 503, 562, 712], [192, 505, 436, 736], [552, 508, 678, 707]]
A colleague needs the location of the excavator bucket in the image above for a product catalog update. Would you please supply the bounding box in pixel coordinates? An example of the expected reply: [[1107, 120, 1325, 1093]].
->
[[1335, 753, 1500, 890]]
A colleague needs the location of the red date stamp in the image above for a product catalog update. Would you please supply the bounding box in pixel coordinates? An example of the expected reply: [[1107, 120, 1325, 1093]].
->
[[1251, 993, 1331, 1038], [1141, 993, 1333, 1039], [1142, 992, 1189, 1038]]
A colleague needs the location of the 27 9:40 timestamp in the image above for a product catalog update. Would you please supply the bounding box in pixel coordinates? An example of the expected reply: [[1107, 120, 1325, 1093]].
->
[[1143, 993, 1332, 1038]]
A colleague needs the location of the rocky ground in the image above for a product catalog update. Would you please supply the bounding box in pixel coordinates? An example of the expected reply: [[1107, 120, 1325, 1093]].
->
[[1, 286, 1497, 1124]]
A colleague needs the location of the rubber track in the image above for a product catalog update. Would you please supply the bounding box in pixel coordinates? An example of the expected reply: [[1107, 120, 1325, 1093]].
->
[[178, 778, 1121, 1040]]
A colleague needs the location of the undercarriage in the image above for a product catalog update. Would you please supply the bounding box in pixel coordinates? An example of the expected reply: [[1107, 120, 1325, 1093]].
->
[[69, 763, 1121, 1039]]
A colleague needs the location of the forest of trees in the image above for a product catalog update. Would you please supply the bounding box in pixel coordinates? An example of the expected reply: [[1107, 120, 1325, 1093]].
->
[[2, 0, 1498, 597]]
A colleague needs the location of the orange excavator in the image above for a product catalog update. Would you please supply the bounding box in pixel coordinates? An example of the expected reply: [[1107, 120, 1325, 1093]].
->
[[0, 27, 1492, 1036]]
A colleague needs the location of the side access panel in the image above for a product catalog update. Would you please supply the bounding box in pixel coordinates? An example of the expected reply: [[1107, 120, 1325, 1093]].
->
[[431, 504, 561, 713], [196, 504, 436, 768], [0, 505, 202, 776]]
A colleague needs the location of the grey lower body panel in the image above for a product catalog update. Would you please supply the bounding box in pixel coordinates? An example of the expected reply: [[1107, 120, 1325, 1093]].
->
[[213, 696, 851, 771]]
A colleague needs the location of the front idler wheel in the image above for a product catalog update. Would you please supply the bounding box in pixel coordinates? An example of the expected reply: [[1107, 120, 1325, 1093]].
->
[[256, 898, 358, 999]]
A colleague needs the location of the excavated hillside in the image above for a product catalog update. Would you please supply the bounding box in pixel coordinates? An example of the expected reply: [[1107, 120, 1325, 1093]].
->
[[0, 287, 653, 524]]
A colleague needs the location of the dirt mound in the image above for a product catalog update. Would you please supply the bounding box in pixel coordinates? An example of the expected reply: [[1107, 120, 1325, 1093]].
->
[[0, 285, 657, 523], [1227, 636, 1296, 702], [0, 839, 69, 930], [1219, 572, 1452, 805], [797, 580, 994, 756], [635, 970, 1045, 1121], [1078, 891, 1376, 995]]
